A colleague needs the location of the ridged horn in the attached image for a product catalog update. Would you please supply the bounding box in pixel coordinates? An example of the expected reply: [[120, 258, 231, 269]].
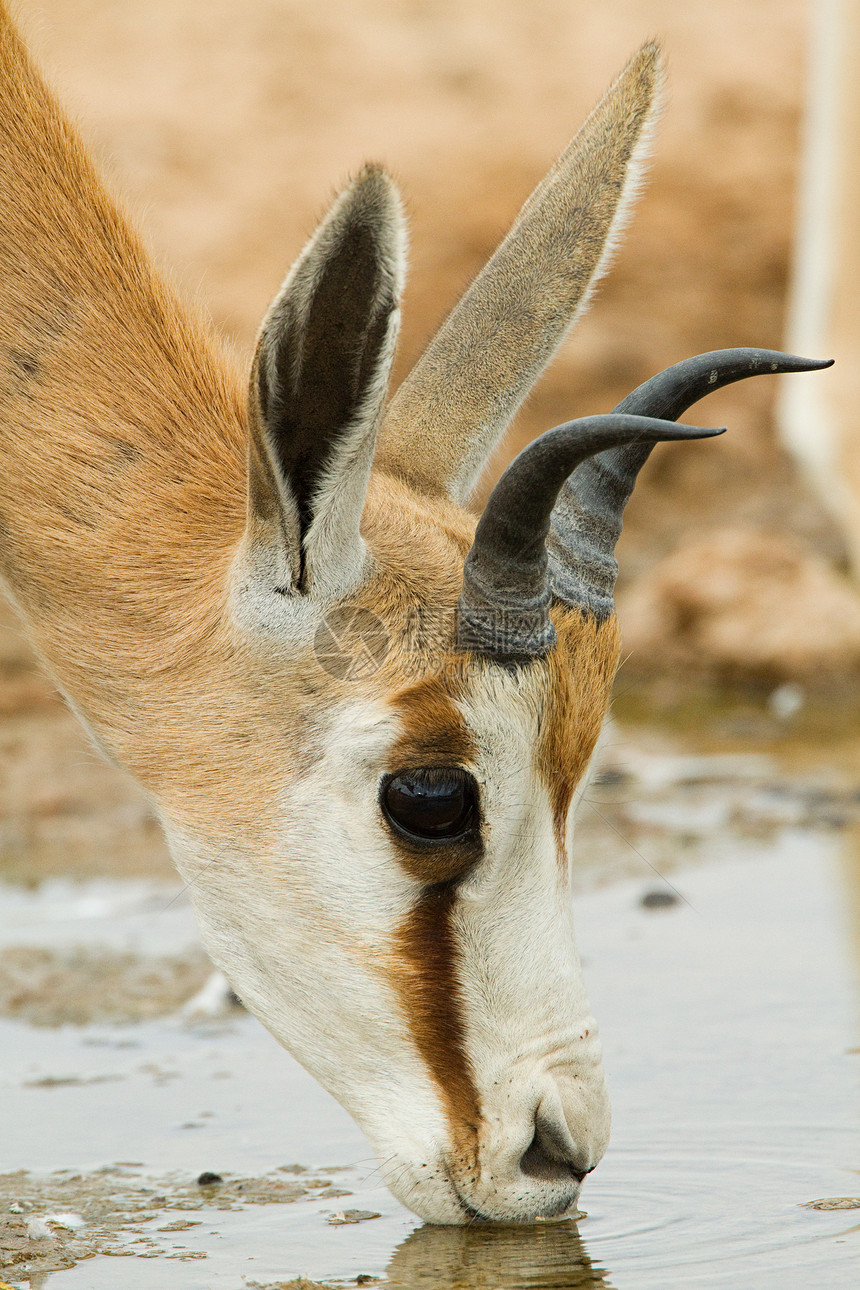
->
[[456, 414, 726, 659], [547, 349, 834, 618]]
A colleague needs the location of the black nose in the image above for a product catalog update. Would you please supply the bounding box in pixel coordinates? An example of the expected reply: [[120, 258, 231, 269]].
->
[[519, 1107, 591, 1185]]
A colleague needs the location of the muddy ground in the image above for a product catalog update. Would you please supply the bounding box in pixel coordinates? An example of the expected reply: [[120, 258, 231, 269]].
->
[[0, 1165, 350, 1283]]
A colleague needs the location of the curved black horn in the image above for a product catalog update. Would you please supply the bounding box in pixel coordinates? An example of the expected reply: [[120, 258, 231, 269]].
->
[[547, 349, 833, 618], [457, 414, 725, 660]]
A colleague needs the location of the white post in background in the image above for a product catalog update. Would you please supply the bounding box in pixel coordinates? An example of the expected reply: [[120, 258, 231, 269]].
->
[[780, 0, 860, 572]]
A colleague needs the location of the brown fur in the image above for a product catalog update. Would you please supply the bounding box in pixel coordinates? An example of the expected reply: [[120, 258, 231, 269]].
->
[[0, 10, 401, 839], [538, 609, 621, 860], [387, 675, 476, 769], [0, 3, 254, 810], [392, 882, 482, 1170]]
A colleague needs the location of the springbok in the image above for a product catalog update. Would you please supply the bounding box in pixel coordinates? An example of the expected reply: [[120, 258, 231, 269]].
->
[[0, 5, 828, 1224]]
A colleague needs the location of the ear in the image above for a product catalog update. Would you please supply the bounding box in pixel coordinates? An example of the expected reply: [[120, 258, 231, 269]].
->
[[376, 42, 663, 503], [247, 164, 405, 600]]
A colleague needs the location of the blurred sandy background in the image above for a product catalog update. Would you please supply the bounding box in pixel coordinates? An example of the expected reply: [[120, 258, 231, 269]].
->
[[5, 0, 859, 884]]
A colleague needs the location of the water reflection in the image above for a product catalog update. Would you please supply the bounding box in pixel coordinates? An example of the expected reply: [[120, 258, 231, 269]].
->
[[384, 1219, 613, 1290]]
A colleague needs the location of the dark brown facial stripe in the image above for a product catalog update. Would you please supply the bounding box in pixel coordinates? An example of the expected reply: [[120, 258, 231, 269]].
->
[[393, 882, 482, 1156], [385, 674, 482, 1152], [537, 609, 621, 861]]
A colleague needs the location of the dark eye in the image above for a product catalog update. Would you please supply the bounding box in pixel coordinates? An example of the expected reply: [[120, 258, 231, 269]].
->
[[381, 767, 478, 842]]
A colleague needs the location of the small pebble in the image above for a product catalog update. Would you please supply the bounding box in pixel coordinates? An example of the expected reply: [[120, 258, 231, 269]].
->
[[196, 1171, 223, 1187], [640, 889, 680, 909], [327, 1209, 381, 1225]]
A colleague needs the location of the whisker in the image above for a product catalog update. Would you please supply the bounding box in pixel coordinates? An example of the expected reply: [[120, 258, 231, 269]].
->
[[580, 798, 698, 912]]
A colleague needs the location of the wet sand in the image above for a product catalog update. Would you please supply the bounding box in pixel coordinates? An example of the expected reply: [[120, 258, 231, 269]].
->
[[0, 1168, 339, 1282], [0, 946, 212, 1027]]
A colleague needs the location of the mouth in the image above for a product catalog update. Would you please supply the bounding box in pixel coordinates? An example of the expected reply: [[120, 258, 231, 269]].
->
[[449, 1175, 582, 1225], [446, 1161, 489, 1223], [535, 1190, 583, 1221]]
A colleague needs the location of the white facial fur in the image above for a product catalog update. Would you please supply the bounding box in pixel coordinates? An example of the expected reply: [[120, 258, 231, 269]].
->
[[448, 666, 610, 1219], [163, 665, 610, 1225]]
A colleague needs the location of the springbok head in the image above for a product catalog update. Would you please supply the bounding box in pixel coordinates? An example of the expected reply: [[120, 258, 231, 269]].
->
[[0, 13, 829, 1224], [194, 46, 827, 1220]]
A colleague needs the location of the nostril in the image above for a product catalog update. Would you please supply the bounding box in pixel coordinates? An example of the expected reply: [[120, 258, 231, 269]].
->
[[519, 1133, 585, 1183], [519, 1106, 590, 1185]]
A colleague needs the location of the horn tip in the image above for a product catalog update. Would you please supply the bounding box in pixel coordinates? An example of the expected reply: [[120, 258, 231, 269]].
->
[[662, 422, 727, 440], [691, 424, 727, 440], [766, 352, 834, 373]]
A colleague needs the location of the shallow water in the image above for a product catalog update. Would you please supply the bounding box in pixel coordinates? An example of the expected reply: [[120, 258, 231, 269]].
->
[[1, 719, 859, 1288]]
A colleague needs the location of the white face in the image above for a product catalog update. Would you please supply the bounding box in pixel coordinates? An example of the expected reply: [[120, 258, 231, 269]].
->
[[165, 663, 610, 1224]]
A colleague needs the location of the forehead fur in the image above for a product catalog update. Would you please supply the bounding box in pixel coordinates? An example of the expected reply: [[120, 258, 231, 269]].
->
[[358, 469, 474, 641], [148, 473, 619, 839], [449, 608, 620, 828], [286, 473, 621, 796]]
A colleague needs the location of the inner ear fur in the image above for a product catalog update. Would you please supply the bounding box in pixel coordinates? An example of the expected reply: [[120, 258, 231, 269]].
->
[[247, 164, 405, 597]]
